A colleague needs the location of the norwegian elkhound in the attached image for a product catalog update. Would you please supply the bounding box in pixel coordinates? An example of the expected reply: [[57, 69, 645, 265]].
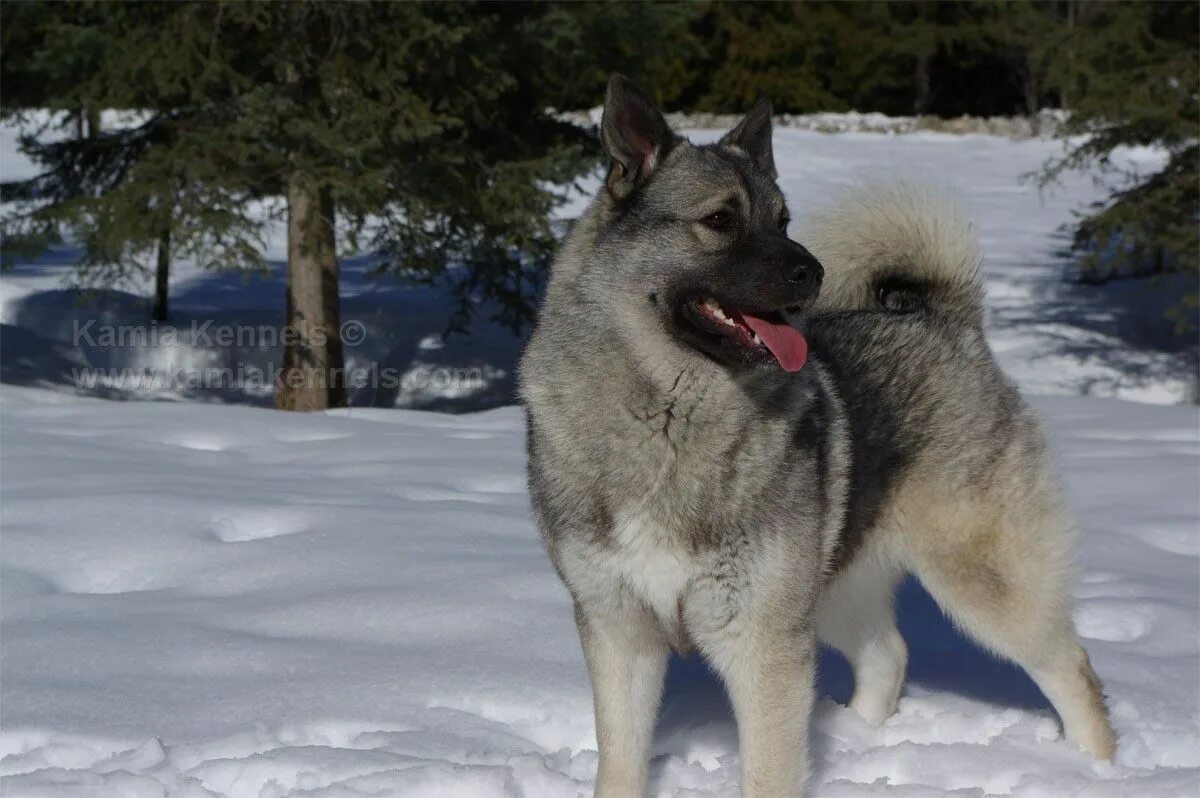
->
[[518, 75, 1114, 797]]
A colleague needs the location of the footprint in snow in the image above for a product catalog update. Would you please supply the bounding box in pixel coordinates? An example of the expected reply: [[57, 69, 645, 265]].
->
[[211, 509, 312, 543], [163, 432, 237, 452]]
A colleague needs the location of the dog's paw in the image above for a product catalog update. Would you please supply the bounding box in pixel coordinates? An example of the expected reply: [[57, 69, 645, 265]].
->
[[848, 694, 899, 727]]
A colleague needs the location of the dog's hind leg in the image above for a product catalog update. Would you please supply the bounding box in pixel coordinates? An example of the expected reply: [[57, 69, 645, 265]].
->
[[816, 543, 907, 726], [898, 486, 1116, 759]]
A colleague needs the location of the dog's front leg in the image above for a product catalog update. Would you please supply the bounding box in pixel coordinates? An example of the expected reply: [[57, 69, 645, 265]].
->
[[575, 600, 669, 798], [687, 540, 821, 797], [716, 625, 816, 797]]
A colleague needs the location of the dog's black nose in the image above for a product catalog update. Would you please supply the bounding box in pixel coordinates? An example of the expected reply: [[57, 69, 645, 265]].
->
[[787, 248, 824, 288], [787, 264, 812, 285]]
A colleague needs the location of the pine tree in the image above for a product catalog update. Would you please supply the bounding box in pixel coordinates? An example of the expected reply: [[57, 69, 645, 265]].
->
[[1038, 0, 1198, 330], [695, 2, 853, 113], [685, 2, 957, 118], [1, 3, 265, 323], [1, 112, 266, 323], [969, 1, 1066, 127], [4, 2, 594, 410], [535, 1, 700, 110]]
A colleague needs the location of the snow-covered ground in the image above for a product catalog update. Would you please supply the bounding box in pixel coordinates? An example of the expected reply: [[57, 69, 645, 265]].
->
[[561, 107, 1069, 137], [2, 390, 1197, 797], [2, 121, 1198, 796]]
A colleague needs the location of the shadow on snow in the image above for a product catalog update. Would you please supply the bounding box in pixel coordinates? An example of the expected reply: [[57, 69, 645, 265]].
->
[[1, 248, 527, 412], [648, 576, 1051, 788], [4, 231, 1195, 410]]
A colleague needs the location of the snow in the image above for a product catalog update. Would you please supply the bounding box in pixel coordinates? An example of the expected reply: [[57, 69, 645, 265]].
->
[[562, 107, 1070, 138], [2, 120, 1198, 796], [2, 389, 1197, 796]]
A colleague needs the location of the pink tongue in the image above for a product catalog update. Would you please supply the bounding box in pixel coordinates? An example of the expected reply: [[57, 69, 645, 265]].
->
[[740, 312, 808, 372]]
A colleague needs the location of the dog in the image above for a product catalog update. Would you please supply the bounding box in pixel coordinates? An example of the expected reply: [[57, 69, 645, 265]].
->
[[518, 75, 1114, 797]]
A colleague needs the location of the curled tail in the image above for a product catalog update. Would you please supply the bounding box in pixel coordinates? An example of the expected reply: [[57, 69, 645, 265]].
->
[[801, 181, 985, 323]]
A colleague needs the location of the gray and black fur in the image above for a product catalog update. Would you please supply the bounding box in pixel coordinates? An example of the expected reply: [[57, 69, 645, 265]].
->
[[519, 76, 1114, 798], [801, 181, 986, 322]]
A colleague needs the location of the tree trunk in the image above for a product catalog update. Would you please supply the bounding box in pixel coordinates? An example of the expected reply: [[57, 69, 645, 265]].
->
[[74, 106, 101, 139], [1024, 53, 1040, 135], [86, 106, 100, 139], [276, 174, 346, 411], [152, 224, 170, 322], [914, 52, 933, 115], [1061, 0, 1075, 109]]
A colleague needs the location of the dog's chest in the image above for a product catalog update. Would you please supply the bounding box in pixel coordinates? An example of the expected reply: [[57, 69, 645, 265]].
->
[[620, 509, 694, 613], [585, 508, 698, 643]]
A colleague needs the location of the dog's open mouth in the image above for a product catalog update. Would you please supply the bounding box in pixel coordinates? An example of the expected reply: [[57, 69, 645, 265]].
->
[[683, 296, 808, 372]]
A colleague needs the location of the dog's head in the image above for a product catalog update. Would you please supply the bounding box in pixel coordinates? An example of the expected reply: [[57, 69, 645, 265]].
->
[[579, 75, 822, 374]]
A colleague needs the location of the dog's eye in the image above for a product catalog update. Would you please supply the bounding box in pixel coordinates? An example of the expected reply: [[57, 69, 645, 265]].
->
[[778, 215, 791, 232], [701, 210, 735, 231]]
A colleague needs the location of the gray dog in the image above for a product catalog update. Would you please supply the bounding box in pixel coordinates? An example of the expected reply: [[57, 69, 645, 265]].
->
[[519, 76, 1114, 797]]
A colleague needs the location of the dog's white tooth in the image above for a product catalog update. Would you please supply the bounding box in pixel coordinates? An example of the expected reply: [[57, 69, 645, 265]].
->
[[713, 307, 727, 319], [703, 297, 720, 310], [723, 318, 736, 326], [753, 333, 763, 345]]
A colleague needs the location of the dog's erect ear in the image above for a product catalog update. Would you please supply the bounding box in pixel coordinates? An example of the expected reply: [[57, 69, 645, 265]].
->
[[719, 95, 776, 179], [601, 75, 674, 199]]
